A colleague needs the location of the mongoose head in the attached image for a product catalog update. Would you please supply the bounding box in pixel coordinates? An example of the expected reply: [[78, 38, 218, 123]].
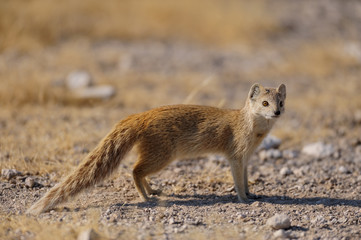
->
[[248, 83, 286, 120]]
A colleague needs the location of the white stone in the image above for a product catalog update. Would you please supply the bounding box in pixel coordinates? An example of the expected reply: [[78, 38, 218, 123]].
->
[[250, 201, 261, 207], [1, 169, 22, 180], [169, 217, 175, 224], [266, 213, 291, 230], [293, 166, 309, 177], [354, 110, 361, 124], [258, 135, 282, 150], [73, 85, 115, 100], [66, 71, 93, 90], [302, 142, 335, 158], [280, 167, 292, 177], [273, 229, 288, 238], [174, 224, 187, 233], [259, 150, 268, 161], [77, 228, 100, 240], [311, 215, 325, 224], [338, 166, 350, 174], [25, 177, 35, 188], [282, 149, 299, 159], [259, 149, 282, 160], [344, 42, 361, 61], [357, 175, 361, 182], [269, 149, 282, 159]]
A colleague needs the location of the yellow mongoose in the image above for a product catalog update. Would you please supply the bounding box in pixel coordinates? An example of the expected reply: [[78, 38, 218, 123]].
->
[[27, 83, 286, 214]]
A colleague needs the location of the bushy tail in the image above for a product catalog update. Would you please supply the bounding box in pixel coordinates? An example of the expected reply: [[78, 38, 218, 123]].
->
[[27, 120, 138, 215]]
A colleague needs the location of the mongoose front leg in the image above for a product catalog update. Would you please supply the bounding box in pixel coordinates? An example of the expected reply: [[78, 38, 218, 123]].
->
[[229, 158, 248, 202], [244, 163, 249, 195], [243, 163, 256, 199]]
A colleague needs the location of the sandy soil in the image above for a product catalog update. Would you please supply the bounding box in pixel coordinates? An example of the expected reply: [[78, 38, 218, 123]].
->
[[1, 130, 361, 239]]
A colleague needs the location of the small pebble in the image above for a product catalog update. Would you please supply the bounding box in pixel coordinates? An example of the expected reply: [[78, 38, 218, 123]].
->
[[266, 213, 291, 230], [259, 150, 268, 161], [237, 213, 247, 219], [25, 177, 35, 188], [77, 228, 100, 240], [66, 70, 93, 90], [357, 175, 361, 182], [282, 150, 299, 159], [250, 201, 261, 207], [338, 166, 350, 174], [258, 135, 282, 150], [269, 149, 282, 159], [354, 110, 361, 124], [174, 224, 187, 233], [1, 169, 22, 180], [259, 149, 282, 161], [73, 85, 115, 100], [302, 142, 335, 158], [311, 215, 325, 224], [273, 229, 287, 238], [280, 167, 292, 177]]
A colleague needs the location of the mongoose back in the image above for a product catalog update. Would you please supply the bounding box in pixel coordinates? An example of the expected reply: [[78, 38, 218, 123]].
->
[[27, 83, 286, 214]]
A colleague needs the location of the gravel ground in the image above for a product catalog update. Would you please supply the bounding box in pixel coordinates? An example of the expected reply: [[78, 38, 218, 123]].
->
[[1, 134, 360, 239]]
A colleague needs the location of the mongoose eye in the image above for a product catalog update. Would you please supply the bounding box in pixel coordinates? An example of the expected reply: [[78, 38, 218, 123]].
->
[[262, 101, 269, 107], [280, 101, 283, 107]]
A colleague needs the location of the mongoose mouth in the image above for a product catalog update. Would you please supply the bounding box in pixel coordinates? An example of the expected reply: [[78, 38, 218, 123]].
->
[[265, 114, 281, 119]]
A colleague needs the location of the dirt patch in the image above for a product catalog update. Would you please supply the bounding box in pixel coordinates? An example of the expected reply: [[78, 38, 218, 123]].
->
[[1, 139, 361, 239]]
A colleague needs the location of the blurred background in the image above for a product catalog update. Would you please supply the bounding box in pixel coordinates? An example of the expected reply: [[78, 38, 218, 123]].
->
[[0, 0, 361, 172]]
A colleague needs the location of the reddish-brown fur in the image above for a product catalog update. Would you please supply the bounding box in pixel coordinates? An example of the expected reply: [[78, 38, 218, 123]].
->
[[27, 83, 286, 214]]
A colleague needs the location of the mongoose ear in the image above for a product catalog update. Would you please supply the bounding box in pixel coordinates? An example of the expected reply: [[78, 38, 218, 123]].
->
[[277, 84, 286, 99], [249, 83, 263, 100]]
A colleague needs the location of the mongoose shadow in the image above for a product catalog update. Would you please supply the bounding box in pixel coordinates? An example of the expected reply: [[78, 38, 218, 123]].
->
[[255, 195, 361, 207], [121, 194, 361, 208], [54, 193, 360, 212]]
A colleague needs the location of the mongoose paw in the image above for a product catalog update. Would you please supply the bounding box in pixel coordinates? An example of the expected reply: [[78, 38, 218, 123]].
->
[[148, 189, 163, 196], [238, 196, 249, 203], [246, 192, 257, 199], [146, 196, 159, 202]]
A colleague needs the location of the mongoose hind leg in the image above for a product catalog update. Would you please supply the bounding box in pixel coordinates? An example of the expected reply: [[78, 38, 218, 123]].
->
[[133, 153, 172, 201], [143, 178, 162, 196], [132, 170, 149, 201]]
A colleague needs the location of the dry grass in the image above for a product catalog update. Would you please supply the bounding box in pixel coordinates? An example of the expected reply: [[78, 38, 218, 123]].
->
[[1, 215, 80, 240], [0, 0, 276, 52], [1, 39, 359, 148], [0, 209, 125, 240]]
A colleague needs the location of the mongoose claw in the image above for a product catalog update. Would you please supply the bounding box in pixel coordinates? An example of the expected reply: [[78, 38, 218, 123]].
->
[[246, 192, 258, 199], [238, 196, 249, 203], [146, 196, 159, 202], [148, 189, 163, 196]]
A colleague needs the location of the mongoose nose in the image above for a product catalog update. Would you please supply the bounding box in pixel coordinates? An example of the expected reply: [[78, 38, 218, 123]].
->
[[274, 110, 281, 116]]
